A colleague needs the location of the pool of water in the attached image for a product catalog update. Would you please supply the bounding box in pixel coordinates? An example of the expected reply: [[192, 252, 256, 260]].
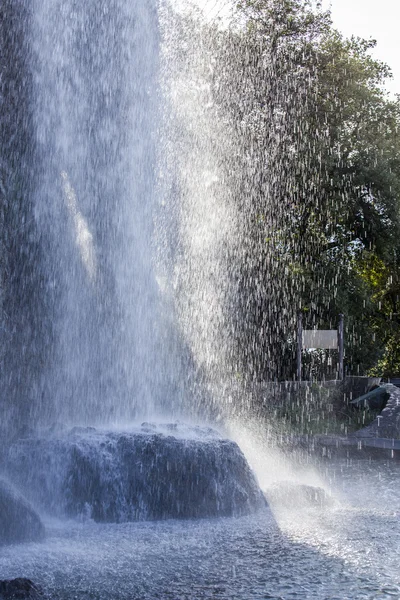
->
[[0, 458, 399, 600]]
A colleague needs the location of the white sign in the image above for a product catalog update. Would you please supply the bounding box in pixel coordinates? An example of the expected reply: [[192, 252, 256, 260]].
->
[[302, 330, 338, 350]]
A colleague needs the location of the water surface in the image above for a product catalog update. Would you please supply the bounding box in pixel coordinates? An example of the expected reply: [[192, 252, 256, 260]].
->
[[1, 458, 399, 599]]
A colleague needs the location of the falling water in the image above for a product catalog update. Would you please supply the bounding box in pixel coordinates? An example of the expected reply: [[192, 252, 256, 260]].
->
[[0, 0, 331, 432], [1, 0, 255, 431], [157, 4, 242, 420], [6, 0, 176, 427]]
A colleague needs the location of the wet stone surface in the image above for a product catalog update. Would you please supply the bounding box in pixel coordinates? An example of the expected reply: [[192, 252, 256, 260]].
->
[[265, 482, 335, 510], [0, 579, 42, 599], [5, 426, 266, 522]]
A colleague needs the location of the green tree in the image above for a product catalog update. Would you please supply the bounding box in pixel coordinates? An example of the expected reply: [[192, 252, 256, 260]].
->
[[209, 0, 400, 379]]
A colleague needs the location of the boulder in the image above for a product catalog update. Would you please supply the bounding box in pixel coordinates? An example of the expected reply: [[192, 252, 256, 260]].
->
[[0, 479, 45, 545], [6, 424, 267, 522], [0, 579, 41, 599], [265, 481, 334, 509]]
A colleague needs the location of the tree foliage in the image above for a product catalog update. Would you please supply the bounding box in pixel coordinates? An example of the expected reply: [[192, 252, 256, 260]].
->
[[209, 0, 400, 379]]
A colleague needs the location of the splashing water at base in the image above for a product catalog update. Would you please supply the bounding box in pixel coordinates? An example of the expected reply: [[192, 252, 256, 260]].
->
[[0, 458, 399, 599]]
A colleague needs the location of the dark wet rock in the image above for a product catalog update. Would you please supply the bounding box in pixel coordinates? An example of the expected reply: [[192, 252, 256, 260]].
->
[[68, 426, 97, 437], [265, 481, 335, 509], [0, 579, 42, 599], [0, 479, 45, 545], [6, 427, 267, 523], [353, 384, 400, 439], [165, 422, 178, 431], [141, 422, 157, 431]]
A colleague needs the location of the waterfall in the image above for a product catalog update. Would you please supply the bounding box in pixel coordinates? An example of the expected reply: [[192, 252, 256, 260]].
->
[[0, 0, 246, 433], [19, 0, 173, 426]]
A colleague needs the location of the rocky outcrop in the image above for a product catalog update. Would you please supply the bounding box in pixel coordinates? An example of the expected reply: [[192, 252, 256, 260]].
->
[[0, 479, 45, 545], [6, 424, 267, 522], [0, 579, 41, 599], [265, 481, 334, 509], [354, 384, 400, 439]]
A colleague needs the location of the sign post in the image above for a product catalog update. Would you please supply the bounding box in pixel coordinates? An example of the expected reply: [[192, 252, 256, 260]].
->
[[338, 314, 344, 381], [297, 313, 303, 383], [298, 315, 345, 382]]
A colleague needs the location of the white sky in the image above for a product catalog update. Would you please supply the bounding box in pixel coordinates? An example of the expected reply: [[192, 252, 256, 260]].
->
[[325, 0, 400, 95]]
